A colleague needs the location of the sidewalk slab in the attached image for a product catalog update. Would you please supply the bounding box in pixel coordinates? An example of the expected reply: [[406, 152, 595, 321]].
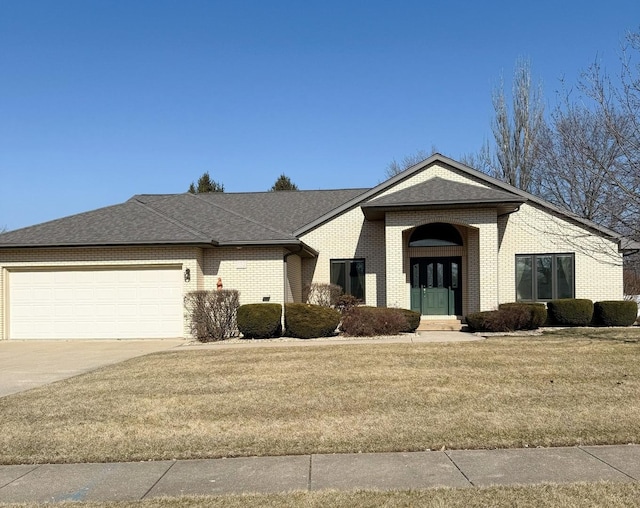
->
[[310, 451, 470, 491], [0, 461, 173, 503], [582, 445, 640, 480], [146, 455, 309, 497], [446, 447, 632, 486], [0, 465, 39, 488]]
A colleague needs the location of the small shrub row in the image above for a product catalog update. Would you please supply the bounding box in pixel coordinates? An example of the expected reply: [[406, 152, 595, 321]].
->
[[236, 302, 420, 339], [466, 299, 637, 333], [340, 306, 420, 336], [547, 299, 636, 326]]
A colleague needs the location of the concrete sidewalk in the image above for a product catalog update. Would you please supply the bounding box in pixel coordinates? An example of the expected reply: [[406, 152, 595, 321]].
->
[[1, 445, 638, 503]]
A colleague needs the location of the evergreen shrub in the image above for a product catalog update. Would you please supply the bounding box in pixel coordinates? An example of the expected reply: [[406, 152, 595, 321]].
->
[[284, 303, 340, 339], [237, 303, 282, 339], [547, 299, 594, 326], [593, 300, 638, 327]]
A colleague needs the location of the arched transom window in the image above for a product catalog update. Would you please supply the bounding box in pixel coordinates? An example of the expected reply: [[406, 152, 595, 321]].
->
[[409, 223, 463, 247]]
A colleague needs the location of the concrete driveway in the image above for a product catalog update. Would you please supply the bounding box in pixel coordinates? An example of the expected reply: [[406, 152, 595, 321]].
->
[[0, 339, 184, 397]]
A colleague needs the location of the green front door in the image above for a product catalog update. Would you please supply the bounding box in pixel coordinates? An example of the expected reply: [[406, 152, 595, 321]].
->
[[410, 257, 462, 315]]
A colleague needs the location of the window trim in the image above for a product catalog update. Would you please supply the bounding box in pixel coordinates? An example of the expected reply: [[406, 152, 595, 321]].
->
[[515, 253, 575, 302], [330, 258, 365, 302]]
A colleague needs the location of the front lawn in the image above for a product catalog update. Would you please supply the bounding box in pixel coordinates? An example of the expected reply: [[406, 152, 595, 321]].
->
[[1, 482, 640, 508], [0, 330, 639, 464]]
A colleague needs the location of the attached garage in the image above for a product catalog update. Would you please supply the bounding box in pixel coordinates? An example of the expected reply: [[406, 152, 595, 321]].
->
[[8, 266, 183, 340]]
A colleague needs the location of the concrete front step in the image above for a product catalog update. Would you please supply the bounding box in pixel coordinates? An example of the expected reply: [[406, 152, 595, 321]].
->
[[417, 319, 464, 332]]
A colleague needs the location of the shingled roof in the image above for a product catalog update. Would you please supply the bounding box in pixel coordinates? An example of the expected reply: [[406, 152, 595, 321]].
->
[[0, 153, 627, 250], [361, 177, 525, 219], [0, 188, 368, 249]]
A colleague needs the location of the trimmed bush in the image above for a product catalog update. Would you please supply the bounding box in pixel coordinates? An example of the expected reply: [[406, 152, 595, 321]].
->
[[184, 290, 240, 342], [396, 308, 421, 333], [284, 303, 341, 339], [593, 300, 638, 327], [498, 303, 547, 330], [340, 306, 416, 336], [466, 306, 531, 332], [237, 303, 282, 339], [547, 299, 594, 326]]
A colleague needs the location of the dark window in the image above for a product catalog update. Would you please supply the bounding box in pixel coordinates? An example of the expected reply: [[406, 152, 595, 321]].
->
[[330, 259, 365, 301], [409, 223, 463, 247], [516, 254, 574, 301]]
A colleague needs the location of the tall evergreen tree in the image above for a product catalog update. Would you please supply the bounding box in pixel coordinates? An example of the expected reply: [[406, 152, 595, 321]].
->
[[188, 172, 224, 193], [270, 174, 299, 191]]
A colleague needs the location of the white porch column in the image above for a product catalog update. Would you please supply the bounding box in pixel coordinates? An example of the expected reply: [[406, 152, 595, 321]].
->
[[384, 217, 408, 309], [476, 218, 499, 311]]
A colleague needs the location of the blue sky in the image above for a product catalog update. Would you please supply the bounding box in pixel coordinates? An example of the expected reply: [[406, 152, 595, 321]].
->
[[1, 0, 638, 231]]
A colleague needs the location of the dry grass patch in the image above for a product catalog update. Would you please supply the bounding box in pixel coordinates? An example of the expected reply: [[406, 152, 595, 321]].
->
[[541, 326, 640, 341], [1, 483, 640, 508], [0, 337, 639, 464]]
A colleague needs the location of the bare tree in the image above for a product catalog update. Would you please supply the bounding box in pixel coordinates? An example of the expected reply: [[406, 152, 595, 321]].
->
[[537, 100, 628, 231], [465, 59, 546, 192], [385, 146, 437, 178], [575, 30, 640, 240], [490, 58, 546, 192]]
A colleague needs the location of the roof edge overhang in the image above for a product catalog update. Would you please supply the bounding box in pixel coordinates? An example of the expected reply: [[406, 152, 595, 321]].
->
[[217, 239, 319, 257], [0, 240, 219, 250], [361, 199, 525, 220]]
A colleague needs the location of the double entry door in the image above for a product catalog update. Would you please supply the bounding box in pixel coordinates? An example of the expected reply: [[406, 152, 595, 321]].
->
[[410, 257, 462, 316]]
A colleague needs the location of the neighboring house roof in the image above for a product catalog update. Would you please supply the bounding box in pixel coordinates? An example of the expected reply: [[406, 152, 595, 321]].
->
[[0, 154, 629, 251]]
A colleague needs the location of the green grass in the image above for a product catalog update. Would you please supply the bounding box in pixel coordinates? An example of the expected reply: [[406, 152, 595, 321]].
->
[[0, 331, 639, 464]]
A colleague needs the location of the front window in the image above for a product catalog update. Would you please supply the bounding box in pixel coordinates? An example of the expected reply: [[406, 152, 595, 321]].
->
[[330, 259, 365, 301], [516, 253, 574, 301]]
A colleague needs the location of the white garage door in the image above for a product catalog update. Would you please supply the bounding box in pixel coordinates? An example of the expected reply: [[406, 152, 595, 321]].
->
[[9, 267, 183, 339]]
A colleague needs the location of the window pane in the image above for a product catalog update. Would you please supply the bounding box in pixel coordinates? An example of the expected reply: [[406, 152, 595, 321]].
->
[[536, 256, 553, 300], [556, 255, 574, 299], [330, 262, 346, 293], [349, 260, 365, 300], [451, 262, 458, 289], [437, 262, 444, 288], [427, 263, 434, 288], [516, 256, 533, 301]]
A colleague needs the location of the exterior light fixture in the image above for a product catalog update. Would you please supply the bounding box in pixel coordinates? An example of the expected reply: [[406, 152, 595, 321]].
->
[[184, 268, 191, 282]]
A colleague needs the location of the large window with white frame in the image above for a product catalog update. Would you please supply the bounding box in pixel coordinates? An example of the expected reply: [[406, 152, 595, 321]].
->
[[516, 253, 574, 301], [330, 259, 365, 301]]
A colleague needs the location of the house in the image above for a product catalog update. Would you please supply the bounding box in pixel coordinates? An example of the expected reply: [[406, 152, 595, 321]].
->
[[0, 154, 628, 340]]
